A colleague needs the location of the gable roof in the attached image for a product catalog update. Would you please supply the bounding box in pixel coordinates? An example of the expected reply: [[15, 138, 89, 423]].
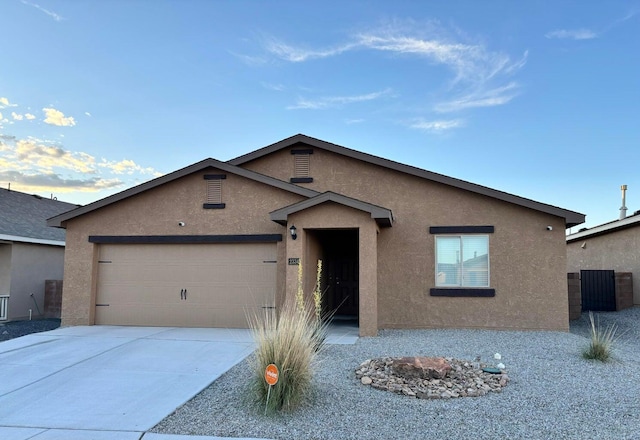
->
[[230, 134, 585, 228], [0, 188, 79, 244], [566, 213, 640, 243], [270, 191, 394, 227], [47, 158, 320, 228]]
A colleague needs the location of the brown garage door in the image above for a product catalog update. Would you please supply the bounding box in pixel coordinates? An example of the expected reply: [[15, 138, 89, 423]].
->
[[95, 243, 277, 327]]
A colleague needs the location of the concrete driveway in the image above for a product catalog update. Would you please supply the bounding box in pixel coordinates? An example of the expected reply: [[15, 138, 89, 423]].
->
[[0, 326, 257, 439]]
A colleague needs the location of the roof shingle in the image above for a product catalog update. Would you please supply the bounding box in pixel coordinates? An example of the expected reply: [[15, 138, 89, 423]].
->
[[0, 188, 79, 242]]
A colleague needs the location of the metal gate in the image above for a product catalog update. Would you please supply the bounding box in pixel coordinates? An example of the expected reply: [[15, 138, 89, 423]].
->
[[581, 270, 616, 311]]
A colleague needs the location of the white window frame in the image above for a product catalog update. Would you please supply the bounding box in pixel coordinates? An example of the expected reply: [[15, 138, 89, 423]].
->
[[434, 234, 490, 288]]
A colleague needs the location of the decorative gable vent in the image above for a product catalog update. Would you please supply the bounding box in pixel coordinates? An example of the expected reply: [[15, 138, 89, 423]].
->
[[203, 174, 226, 209], [290, 149, 313, 183]]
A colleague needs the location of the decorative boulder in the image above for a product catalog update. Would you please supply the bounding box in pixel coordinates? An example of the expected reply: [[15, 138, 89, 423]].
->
[[391, 356, 452, 380]]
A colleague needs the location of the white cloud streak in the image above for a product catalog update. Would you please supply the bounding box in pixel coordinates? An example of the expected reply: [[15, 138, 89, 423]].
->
[[410, 118, 464, 133], [261, 82, 286, 92], [20, 0, 64, 22], [263, 25, 526, 87], [435, 82, 519, 113], [260, 22, 527, 117], [287, 89, 392, 110], [545, 29, 598, 40], [264, 38, 356, 62], [546, 11, 638, 41]]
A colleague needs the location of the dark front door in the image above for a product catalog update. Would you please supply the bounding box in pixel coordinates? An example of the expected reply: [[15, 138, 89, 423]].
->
[[326, 257, 359, 316], [320, 230, 359, 319], [581, 270, 616, 312]]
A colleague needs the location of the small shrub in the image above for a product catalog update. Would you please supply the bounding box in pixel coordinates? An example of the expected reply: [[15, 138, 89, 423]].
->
[[582, 311, 618, 362], [248, 300, 321, 414]]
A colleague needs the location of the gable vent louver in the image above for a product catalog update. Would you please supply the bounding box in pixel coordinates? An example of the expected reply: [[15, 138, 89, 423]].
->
[[294, 154, 310, 178], [290, 149, 313, 183], [203, 174, 226, 209], [206, 179, 222, 204]]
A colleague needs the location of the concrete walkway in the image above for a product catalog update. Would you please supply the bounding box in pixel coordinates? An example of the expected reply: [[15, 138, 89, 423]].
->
[[0, 324, 358, 440]]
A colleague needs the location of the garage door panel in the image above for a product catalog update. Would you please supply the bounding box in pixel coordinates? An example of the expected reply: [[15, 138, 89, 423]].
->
[[96, 243, 277, 328]]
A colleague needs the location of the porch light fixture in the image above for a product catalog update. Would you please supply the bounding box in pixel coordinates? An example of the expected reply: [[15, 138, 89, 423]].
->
[[289, 225, 297, 240]]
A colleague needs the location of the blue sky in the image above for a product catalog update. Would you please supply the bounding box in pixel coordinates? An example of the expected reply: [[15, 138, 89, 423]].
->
[[1, 1, 638, 231]]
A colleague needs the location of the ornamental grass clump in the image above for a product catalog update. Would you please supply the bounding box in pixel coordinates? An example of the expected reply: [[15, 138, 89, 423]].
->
[[248, 301, 318, 413], [583, 311, 618, 362], [248, 259, 328, 414]]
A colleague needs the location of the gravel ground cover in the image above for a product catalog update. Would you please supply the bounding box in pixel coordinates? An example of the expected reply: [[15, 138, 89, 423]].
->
[[0, 318, 61, 341], [153, 307, 640, 440]]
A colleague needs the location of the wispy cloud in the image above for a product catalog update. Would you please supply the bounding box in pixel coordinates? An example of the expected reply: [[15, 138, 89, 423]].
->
[[264, 38, 356, 62], [287, 89, 392, 110], [43, 107, 76, 127], [435, 82, 519, 113], [261, 82, 286, 92], [259, 21, 526, 121], [546, 11, 638, 41], [545, 29, 598, 40], [409, 118, 464, 133], [262, 23, 526, 87], [345, 118, 365, 124], [229, 51, 269, 66], [20, 0, 64, 22]]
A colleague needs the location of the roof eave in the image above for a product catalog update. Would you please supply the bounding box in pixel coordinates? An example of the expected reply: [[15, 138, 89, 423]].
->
[[229, 134, 585, 227], [269, 191, 394, 228], [566, 215, 640, 242], [47, 158, 320, 228]]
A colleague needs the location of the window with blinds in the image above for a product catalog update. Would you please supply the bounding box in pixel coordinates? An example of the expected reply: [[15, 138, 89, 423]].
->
[[290, 149, 313, 183], [435, 235, 489, 287], [203, 174, 226, 209]]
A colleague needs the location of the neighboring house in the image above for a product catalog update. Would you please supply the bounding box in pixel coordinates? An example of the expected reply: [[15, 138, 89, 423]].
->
[[48, 134, 584, 335], [567, 213, 640, 305], [0, 188, 79, 321]]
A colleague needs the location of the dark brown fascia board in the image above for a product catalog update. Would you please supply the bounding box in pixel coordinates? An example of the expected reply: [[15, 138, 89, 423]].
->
[[566, 214, 640, 243], [47, 157, 320, 228], [270, 191, 394, 227], [229, 134, 585, 228]]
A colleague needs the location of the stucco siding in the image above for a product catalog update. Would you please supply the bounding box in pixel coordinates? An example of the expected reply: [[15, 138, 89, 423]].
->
[[243, 147, 569, 331], [567, 226, 640, 305], [60, 168, 305, 326], [60, 143, 571, 331], [6, 243, 64, 321], [0, 244, 11, 297]]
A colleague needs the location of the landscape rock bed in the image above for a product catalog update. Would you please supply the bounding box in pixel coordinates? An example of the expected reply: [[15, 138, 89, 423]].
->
[[356, 356, 508, 399]]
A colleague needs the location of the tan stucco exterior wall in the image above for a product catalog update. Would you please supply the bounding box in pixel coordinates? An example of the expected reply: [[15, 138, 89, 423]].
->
[[1, 243, 65, 321], [60, 169, 304, 326], [567, 226, 640, 304], [241, 147, 569, 331]]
